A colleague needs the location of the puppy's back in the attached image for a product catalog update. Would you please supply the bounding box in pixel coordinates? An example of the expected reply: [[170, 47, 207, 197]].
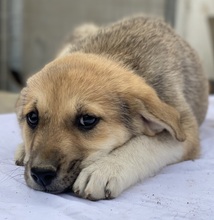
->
[[68, 16, 209, 125]]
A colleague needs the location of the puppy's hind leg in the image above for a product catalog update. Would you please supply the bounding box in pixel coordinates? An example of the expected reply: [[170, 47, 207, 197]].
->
[[14, 143, 25, 166]]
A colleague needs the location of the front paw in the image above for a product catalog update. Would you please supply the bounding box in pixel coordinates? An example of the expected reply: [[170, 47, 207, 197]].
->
[[73, 159, 123, 200], [14, 143, 25, 166]]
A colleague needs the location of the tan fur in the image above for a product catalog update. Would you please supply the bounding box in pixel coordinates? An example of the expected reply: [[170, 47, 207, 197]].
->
[[15, 15, 208, 200]]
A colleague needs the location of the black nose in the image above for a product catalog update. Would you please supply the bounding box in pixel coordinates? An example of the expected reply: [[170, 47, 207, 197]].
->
[[31, 167, 56, 187]]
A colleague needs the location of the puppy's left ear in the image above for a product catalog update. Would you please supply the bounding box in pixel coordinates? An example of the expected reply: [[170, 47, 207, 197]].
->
[[125, 82, 186, 142], [15, 87, 27, 124]]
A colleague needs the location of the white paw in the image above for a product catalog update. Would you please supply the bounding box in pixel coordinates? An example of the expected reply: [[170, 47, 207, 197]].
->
[[73, 159, 124, 200], [14, 143, 25, 166]]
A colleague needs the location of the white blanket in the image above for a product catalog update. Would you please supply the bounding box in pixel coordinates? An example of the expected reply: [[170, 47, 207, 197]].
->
[[0, 96, 214, 220]]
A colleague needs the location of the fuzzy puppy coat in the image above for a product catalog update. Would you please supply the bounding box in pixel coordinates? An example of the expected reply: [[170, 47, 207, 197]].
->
[[15, 15, 209, 200]]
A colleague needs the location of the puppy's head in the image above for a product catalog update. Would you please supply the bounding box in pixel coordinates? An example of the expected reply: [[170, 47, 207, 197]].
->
[[16, 53, 185, 193]]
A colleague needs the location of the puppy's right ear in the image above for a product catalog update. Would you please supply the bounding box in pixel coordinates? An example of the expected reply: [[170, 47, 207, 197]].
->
[[120, 77, 186, 142], [16, 87, 27, 124]]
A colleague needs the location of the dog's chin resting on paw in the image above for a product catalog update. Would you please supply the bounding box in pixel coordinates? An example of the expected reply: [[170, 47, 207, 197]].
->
[[15, 15, 208, 200]]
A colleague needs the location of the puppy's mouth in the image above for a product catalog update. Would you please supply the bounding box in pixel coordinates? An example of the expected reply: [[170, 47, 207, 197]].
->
[[24, 159, 82, 194], [44, 186, 73, 194]]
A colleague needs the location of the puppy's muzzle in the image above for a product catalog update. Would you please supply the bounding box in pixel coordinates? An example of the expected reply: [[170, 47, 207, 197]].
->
[[31, 167, 57, 187]]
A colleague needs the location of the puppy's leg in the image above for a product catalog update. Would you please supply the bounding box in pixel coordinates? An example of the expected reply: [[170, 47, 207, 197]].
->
[[73, 134, 185, 200], [14, 143, 25, 166]]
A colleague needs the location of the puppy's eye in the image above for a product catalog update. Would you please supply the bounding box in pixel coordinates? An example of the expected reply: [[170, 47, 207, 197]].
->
[[26, 111, 39, 129], [77, 114, 99, 131]]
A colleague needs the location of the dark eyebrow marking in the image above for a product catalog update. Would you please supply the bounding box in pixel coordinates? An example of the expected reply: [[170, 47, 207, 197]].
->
[[32, 100, 38, 110], [75, 103, 84, 115]]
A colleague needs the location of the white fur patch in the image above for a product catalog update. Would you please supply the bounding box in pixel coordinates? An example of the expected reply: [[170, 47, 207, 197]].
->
[[73, 135, 184, 200]]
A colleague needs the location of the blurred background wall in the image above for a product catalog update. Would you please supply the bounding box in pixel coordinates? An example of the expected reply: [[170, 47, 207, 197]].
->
[[0, 0, 214, 95]]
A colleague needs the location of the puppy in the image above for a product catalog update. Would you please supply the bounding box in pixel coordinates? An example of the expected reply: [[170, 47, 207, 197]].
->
[[15, 15, 209, 200]]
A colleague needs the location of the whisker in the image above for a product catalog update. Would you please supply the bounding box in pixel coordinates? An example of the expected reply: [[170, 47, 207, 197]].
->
[[0, 164, 25, 183]]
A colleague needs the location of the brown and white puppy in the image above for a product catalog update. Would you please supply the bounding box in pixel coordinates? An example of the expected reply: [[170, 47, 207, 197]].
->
[[15, 15, 209, 200]]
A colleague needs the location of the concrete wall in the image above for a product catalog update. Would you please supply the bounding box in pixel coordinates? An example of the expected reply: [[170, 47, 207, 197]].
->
[[2, 0, 214, 92], [0, 0, 9, 90], [176, 0, 214, 80]]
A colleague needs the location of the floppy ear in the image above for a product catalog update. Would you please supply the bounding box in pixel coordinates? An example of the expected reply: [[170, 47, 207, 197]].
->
[[138, 96, 185, 141], [124, 82, 186, 142], [15, 87, 27, 124]]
